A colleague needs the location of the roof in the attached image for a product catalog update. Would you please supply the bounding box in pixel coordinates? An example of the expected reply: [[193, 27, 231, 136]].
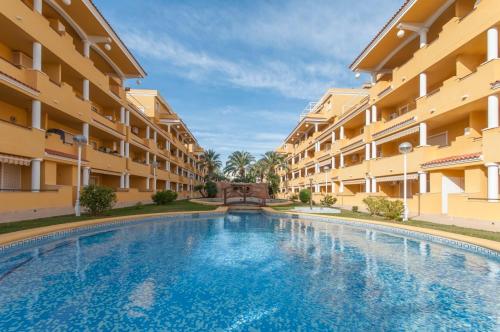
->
[[421, 152, 482, 168]]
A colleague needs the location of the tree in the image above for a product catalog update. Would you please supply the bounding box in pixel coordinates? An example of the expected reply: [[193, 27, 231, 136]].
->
[[224, 151, 255, 179], [80, 185, 117, 216], [249, 159, 267, 183], [201, 149, 222, 180], [261, 151, 285, 176]]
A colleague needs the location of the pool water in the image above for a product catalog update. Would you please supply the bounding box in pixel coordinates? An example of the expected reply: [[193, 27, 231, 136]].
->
[[0, 212, 498, 331]]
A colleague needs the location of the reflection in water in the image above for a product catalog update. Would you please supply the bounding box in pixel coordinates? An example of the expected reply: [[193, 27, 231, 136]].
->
[[0, 213, 498, 331]]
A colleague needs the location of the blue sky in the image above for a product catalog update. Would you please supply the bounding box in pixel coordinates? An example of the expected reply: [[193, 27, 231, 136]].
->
[[94, 0, 402, 162]]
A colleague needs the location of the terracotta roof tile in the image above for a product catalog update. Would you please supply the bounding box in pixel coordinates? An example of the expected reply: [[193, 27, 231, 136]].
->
[[421, 152, 481, 168]]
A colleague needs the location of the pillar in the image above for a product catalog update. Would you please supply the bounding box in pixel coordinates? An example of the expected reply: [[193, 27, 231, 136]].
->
[[339, 181, 344, 193], [340, 153, 344, 168], [33, 0, 42, 13], [487, 163, 499, 202], [419, 72, 427, 97], [487, 27, 499, 61], [120, 140, 125, 157], [125, 173, 130, 189], [120, 173, 125, 189], [487, 95, 499, 129], [418, 171, 427, 194], [371, 141, 377, 159], [153, 131, 157, 144], [331, 156, 336, 169], [31, 159, 41, 192], [146, 177, 150, 191], [419, 29, 428, 48], [125, 143, 130, 158], [146, 126, 150, 140], [419, 122, 427, 146], [82, 123, 89, 142], [365, 178, 370, 193], [83, 79, 89, 101], [145, 151, 150, 165], [31, 100, 41, 129], [125, 110, 130, 126], [371, 177, 377, 193], [120, 107, 125, 124], [365, 109, 371, 126], [371, 105, 377, 123], [340, 126, 345, 139], [315, 163, 320, 174], [83, 40, 91, 58], [83, 167, 90, 186], [32, 42, 42, 71], [331, 131, 336, 143], [365, 143, 371, 161]]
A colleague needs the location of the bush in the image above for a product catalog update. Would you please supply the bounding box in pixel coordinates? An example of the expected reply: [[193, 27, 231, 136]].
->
[[194, 184, 205, 197], [299, 189, 311, 204], [205, 181, 218, 198], [363, 197, 384, 216], [320, 195, 337, 207], [380, 199, 404, 221], [80, 185, 116, 216], [152, 190, 178, 205], [352, 206, 359, 213], [289, 194, 298, 202]]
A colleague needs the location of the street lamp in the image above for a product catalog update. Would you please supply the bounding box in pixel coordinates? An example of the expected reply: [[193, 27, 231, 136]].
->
[[398, 142, 413, 222], [151, 160, 159, 192], [73, 135, 88, 217]]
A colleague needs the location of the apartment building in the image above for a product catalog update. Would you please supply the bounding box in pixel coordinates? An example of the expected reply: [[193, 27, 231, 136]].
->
[[277, 0, 500, 222], [0, 0, 204, 221]]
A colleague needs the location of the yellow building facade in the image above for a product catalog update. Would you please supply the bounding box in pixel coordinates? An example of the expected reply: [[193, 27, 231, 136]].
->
[[0, 0, 205, 221], [277, 0, 500, 223]]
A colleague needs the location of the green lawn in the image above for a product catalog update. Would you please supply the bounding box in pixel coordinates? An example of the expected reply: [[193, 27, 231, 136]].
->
[[0, 200, 217, 235], [272, 203, 500, 242]]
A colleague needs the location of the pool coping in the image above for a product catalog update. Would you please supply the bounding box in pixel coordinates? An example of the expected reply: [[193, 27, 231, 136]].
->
[[261, 207, 500, 256], [0, 207, 229, 252]]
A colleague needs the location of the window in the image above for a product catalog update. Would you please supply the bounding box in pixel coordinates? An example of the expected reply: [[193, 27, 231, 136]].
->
[[0, 163, 22, 190], [428, 132, 448, 147]]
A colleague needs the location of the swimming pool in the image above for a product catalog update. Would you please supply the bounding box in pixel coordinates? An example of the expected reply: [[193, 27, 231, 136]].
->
[[0, 212, 498, 331]]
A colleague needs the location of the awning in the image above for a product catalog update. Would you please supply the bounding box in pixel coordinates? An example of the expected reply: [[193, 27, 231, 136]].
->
[[375, 125, 419, 145], [91, 169, 122, 176], [0, 154, 31, 166], [319, 159, 332, 167], [342, 178, 366, 185], [377, 173, 418, 183]]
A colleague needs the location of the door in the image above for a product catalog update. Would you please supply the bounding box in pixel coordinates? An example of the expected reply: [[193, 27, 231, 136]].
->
[[441, 176, 464, 214]]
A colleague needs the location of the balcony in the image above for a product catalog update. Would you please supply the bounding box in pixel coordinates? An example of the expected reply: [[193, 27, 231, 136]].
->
[[336, 161, 369, 181], [0, 119, 45, 158], [371, 146, 430, 177], [0, 56, 37, 92], [482, 127, 500, 163], [90, 103, 126, 137], [84, 146, 126, 172], [127, 160, 151, 177], [45, 132, 77, 156]]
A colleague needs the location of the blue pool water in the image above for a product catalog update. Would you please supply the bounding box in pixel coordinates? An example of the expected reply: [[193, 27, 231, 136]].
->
[[0, 212, 499, 331]]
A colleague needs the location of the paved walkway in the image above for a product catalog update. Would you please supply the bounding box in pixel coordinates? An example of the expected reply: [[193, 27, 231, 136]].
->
[[415, 213, 500, 232]]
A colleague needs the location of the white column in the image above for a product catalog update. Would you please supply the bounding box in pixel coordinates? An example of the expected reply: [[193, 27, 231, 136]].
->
[[146, 126, 150, 139], [83, 167, 90, 186], [314, 124, 319, 132], [33, 0, 42, 13], [82, 123, 89, 142], [331, 156, 336, 169], [120, 140, 125, 157], [125, 110, 130, 126], [419, 72, 427, 97], [120, 107, 125, 124], [83, 79, 89, 101], [125, 142, 130, 158], [331, 131, 336, 143], [365, 109, 371, 126], [146, 177, 150, 191], [340, 126, 345, 139], [125, 173, 130, 189], [120, 173, 125, 189], [487, 95, 499, 129], [339, 181, 344, 193], [83, 40, 91, 58], [340, 153, 344, 168], [371, 105, 378, 123], [419, 122, 427, 146], [315, 163, 320, 174], [153, 131, 157, 144], [487, 27, 499, 61], [487, 163, 499, 202], [32, 42, 42, 71], [418, 171, 427, 194], [31, 100, 41, 129], [365, 143, 371, 161], [371, 177, 377, 193], [31, 159, 41, 192], [419, 29, 428, 48], [166, 180, 171, 190], [365, 178, 370, 193], [145, 151, 150, 165], [371, 141, 377, 159]]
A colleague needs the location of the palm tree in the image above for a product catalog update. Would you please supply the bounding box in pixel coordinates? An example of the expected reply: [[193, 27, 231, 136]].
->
[[261, 151, 285, 176], [249, 159, 267, 183], [224, 151, 255, 179], [201, 149, 222, 179]]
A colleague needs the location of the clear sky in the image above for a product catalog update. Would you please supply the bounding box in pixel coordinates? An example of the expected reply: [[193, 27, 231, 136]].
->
[[94, 0, 402, 162]]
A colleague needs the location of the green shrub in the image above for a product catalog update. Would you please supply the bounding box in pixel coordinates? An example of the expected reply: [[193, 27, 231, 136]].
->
[[299, 189, 311, 204], [205, 181, 218, 198], [352, 206, 359, 213], [320, 195, 337, 207], [380, 199, 404, 220], [152, 190, 178, 205], [289, 193, 298, 202], [80, 185, 116, 216], [194, 184, 205, 197], [363, 197, 384, 216]]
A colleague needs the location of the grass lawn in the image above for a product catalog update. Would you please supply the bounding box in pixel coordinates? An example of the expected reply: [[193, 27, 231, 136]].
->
[[0, 200, 217, 235], [272, 203, 500, 242]]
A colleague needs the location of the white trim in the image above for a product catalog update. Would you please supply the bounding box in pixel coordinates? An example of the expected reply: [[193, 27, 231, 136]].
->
[[0, 73, 39, 96]]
